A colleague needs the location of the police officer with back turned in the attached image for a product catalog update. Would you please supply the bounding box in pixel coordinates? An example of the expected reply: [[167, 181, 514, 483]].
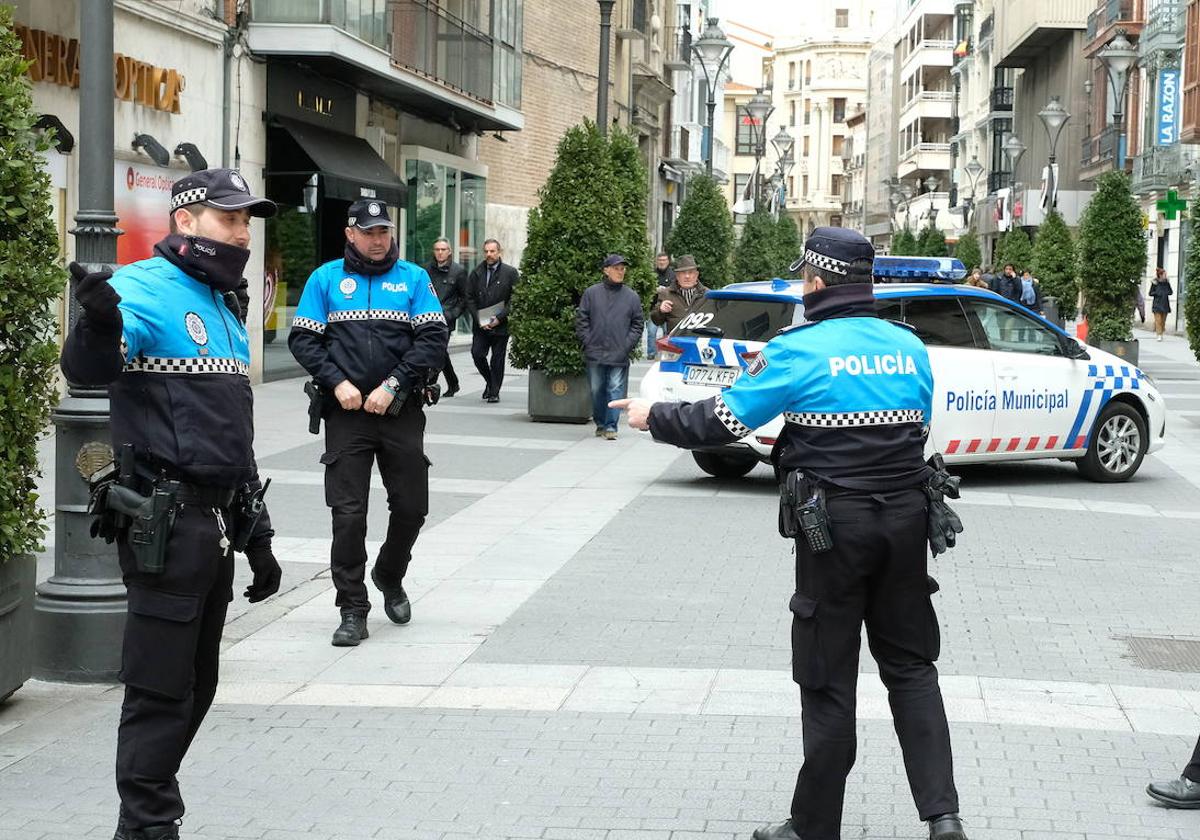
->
[[289, 199, 449, 646], [61, 168, 283, 840], [612, 227, 968, 840]]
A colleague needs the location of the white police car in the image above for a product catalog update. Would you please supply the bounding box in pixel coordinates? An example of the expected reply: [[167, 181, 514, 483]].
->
[[639, 256, 1166, 482]]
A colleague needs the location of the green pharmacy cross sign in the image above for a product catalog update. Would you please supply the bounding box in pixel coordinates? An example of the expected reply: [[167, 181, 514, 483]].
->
[[1158, 190, 1188, 221]]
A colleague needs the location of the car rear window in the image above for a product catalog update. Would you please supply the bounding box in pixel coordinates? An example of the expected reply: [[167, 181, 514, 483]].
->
[[672, 297, 797, 342]]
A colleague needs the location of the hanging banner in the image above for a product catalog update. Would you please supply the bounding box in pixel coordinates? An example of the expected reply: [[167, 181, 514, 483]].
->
[[115, 162, 177, 265], [1158, 68, 1180, 146]]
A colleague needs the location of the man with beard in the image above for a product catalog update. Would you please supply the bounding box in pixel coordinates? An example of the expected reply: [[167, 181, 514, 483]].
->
[[289, 199, 449, 646], [60, 168, 283, 840]]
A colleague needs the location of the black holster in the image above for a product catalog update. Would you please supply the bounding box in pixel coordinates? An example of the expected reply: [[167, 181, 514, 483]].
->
[[107, 483, 177, 574], [228, 478, 271, 553], [304, 380, 326, 434]]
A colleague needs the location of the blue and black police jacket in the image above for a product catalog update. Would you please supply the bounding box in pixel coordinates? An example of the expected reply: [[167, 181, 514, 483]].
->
[[61, 255, 262, 489], [649, 283, 934, 490], [288, 257, 449, 395]]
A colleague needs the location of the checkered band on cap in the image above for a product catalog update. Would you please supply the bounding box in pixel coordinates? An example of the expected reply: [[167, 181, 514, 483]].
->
[[293, 316, 326, 334], [783, 409, 924, 428], [124, 356, 249, 377], [712, 394, 752, 438], [413, 311, 447, 327], [171, 187, 208, 211], [803, 248, 849, 275]]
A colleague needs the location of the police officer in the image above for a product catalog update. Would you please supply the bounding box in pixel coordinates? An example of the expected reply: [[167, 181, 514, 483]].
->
[[612, 227, 968, 840], [289, 199, 449, 646], [426, 236, 468, 396], [61, 168, 283, 840]]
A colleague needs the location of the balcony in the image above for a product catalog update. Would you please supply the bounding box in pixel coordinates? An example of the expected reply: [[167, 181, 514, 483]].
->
[[901, 90, 956, 121], [996, 0, 1093, 68], [1080, 125, 1128, 177], [1084, 0, 1144, 57], [248, 0, 522, 132], [1132, 144, 1190, 193], [1139, 1, 1184, 55], [664, 25, 692, 72], [901, 38, 955, 79], [979, 13, 994, 46], [898, 142, 953, 178], [991, 86, 1014, 113], [988, 170, 1012, 193]]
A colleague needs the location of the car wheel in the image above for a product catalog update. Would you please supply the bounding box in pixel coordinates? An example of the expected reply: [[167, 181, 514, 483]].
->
[[1076, 402, 1147, 482], [692, 450, 758, 478]]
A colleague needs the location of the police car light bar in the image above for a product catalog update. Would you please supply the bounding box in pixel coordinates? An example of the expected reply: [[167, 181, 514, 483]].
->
[[872, 255, 967, 282]]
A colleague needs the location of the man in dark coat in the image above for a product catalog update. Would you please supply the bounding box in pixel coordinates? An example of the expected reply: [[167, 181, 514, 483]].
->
[[1149, 267, 1173, 341], [467, 238, 519, 402], [646, 252, 675, 359], [651, 254, 708, 334], [427, 237, 468, 396], [575, 254, 644, 440], [990, 263, 1020, 302]]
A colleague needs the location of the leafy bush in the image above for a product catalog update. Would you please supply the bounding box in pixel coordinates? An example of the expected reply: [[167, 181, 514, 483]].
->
[[774, 213, 801, 272], [0, 4, 65, 563], [891, 226, 917, 255], [995, 227, 1033, 273], [1032, 209, 1078, 319], [732, 210, 779, 281], [1185, 202, 1200, 360], [954, 229, 981, 272], [509, 121, 650, 376], [1078, 172, 1145, 342], [666, 174, 734, 287], [917, 223, 948, 257]]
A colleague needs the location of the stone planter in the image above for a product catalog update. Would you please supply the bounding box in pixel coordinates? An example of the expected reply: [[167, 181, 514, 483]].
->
[[1092, 338, 1139, 366], [527, 369, 591, 423], [0, 554, 35, 702]]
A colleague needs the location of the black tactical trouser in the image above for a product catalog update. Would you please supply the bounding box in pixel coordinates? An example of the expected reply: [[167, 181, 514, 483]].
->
[[788, 487, 958, 840], [323, 402, 428, 613], [116, 504, 234, 830], [441, 352, 459, 391], [1183, 736, 1200, 782]]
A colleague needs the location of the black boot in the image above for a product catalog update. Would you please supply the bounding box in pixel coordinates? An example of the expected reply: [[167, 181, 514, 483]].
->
[[331, 608, 368, 646], [371, 566, 412, 625], [928, 813, 968, 840], [116, 823, 179, 840], [751, 819, 801, 840]]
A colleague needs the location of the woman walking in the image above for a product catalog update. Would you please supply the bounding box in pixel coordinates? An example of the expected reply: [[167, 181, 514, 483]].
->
[[1149, 268, 1173, 342]]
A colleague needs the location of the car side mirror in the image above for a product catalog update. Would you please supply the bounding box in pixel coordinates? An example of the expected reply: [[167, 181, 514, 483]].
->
[[1063, 337, 1090, 360]]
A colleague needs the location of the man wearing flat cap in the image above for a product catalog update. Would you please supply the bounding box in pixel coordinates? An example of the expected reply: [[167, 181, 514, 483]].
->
[[61, 168, 283, 840], [575, 254, 644, 439], [612, 227, 969, 840]]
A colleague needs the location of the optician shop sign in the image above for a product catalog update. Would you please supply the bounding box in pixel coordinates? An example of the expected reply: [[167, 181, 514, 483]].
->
[[1158, 68, 1180, 146], [12, 24, 186, 114]]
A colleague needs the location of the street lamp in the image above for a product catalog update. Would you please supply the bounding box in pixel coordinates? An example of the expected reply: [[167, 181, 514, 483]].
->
[[924, 174, 941, 226], [769, 127, 794, 218], [771, 126, 795, 161], [1098, 28, 1138, 170], [691, 17, 734, 176], [745, 88, 775, 208], [1004, 134, 1026, 188], [596, 1, 617, 136], [962, 155, 985, 228], [1038, 95, 1071, 210]]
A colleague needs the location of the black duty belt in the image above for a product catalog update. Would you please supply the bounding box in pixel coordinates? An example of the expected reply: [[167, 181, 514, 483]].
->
[[159, 481, 237, 508]]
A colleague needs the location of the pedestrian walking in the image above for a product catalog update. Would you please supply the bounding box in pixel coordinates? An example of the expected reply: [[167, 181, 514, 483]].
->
[[611, 227, 969, 840], [991, 263, 1020, 302], [651, 254, 708, 334], [575, 254, 644, 439], [964, 269, 988, 289], [427, 237, 468, 397], [645, 252, 674, 359], [61, 168, 283, 840], [1019, 269, 1042, 314], [1150, 267, 1173, 341], [467, 238, 519, 402], [1147, 736, 1200, 808], [289, 199, 449, 646]]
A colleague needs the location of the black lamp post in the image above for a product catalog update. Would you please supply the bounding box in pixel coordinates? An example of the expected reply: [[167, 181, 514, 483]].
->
[[35, 0, 126, 682], [769, 126, 795, 218], [597, 0, 616, 136], [1038, 95, 1071, 210], [1098, 29, 1138, 171], [745, 88, 775, 208], [962, 155, 985, 228], [691, 17, 734, 176]]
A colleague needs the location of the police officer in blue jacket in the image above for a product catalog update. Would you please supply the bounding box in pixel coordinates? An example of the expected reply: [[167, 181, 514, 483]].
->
[[289, 199, 449, 646], [612, 228, 968, 840], [61, 168, 283, 840]]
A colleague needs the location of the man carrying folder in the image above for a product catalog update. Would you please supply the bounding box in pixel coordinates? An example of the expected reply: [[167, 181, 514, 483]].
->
[[467, 238, 519, 402]]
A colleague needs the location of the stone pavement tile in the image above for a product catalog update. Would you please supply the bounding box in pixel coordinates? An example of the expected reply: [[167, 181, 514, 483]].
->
[[279, 684, 434, 707]]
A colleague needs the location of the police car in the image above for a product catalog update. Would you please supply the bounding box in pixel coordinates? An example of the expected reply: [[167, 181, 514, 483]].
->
[[639, 256, 1166, 482]]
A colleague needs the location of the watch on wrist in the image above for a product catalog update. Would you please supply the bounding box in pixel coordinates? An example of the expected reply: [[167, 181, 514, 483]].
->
[[384, 375, 402, 393]]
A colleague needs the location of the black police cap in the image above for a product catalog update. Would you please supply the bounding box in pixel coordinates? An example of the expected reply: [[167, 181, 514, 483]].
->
[[347, 198, 394, 229], [170, 168, 276, 218], [790, 226, 875, 275]]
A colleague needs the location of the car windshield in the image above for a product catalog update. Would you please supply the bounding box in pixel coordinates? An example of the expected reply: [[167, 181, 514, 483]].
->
[[672, 297, 797, 342]]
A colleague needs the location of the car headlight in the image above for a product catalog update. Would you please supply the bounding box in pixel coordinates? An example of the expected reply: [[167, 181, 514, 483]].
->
[[1140, 371, 1157, 388]]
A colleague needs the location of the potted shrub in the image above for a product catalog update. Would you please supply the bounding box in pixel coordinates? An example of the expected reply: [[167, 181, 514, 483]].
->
[[891, 226, 918, 256], [1185, 202, 1200, 362], [1032, 208, 1078, 328], [917, 223, 949, 257], [954, 229, 982, 273], [1078, 172, 1145, 363], [510, 122, 652, 421], [666, 173, 734, 287], [0, 5, 65, 701]]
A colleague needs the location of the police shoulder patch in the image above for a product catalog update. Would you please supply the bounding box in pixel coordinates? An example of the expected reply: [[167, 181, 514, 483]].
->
[[746, 352, 769, 377]]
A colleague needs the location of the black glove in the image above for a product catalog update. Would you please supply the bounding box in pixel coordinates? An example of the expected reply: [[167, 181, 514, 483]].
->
[[924, 453, 964, 558], [69, 262, 122, 331], [244, 545, 281, 602]]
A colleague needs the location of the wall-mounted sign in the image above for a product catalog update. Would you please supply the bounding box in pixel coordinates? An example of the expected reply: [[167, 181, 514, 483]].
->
[[1158, 68, 1180, 146], [116, 162, 177, 264], [12, 24, 186, 114], [266, 65, 356, 134]]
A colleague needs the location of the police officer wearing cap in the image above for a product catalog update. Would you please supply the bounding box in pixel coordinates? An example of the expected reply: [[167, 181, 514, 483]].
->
[[289, 199, 449, 646], [612, 227, 968, 840], [61, 168, 283, 840]]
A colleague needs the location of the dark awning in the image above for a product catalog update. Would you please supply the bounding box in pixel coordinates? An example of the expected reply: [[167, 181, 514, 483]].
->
[[270, 116, 406, 206]]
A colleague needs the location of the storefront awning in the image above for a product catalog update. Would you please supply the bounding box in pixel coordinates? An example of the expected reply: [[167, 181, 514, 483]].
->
[[271, 116, 406, 206]]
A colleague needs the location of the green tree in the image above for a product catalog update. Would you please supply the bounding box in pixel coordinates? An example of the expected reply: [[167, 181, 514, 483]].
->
[[0, 3, 66, 564], [995, 227, 1033, 273], [954, 229, 982, 272], [917, 223, 948, 257], [510, 121, 642, 376], [608, 127, 655, 307], [1032, 209, 1078, 320], [1184, 202, 1200, 360], [732, 209, 781, 281], [773, 213, 801, 275], [666, 174, 734, 287], [1077, 171, 1145, 341], [891, 226, 918, 255]]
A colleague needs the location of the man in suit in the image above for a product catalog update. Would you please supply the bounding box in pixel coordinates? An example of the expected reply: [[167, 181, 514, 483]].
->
[[467, 239, 519, 402], [427, 237, 468, 397]]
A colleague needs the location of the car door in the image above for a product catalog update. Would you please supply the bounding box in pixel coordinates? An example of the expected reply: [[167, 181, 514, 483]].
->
[[961, 299, 1088, 456], [891, 295, 997, 458]]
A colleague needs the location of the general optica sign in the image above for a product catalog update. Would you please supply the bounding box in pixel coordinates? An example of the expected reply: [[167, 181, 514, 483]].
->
[[115, 162, 177, 265], [1158, 68, 1180, 146]]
